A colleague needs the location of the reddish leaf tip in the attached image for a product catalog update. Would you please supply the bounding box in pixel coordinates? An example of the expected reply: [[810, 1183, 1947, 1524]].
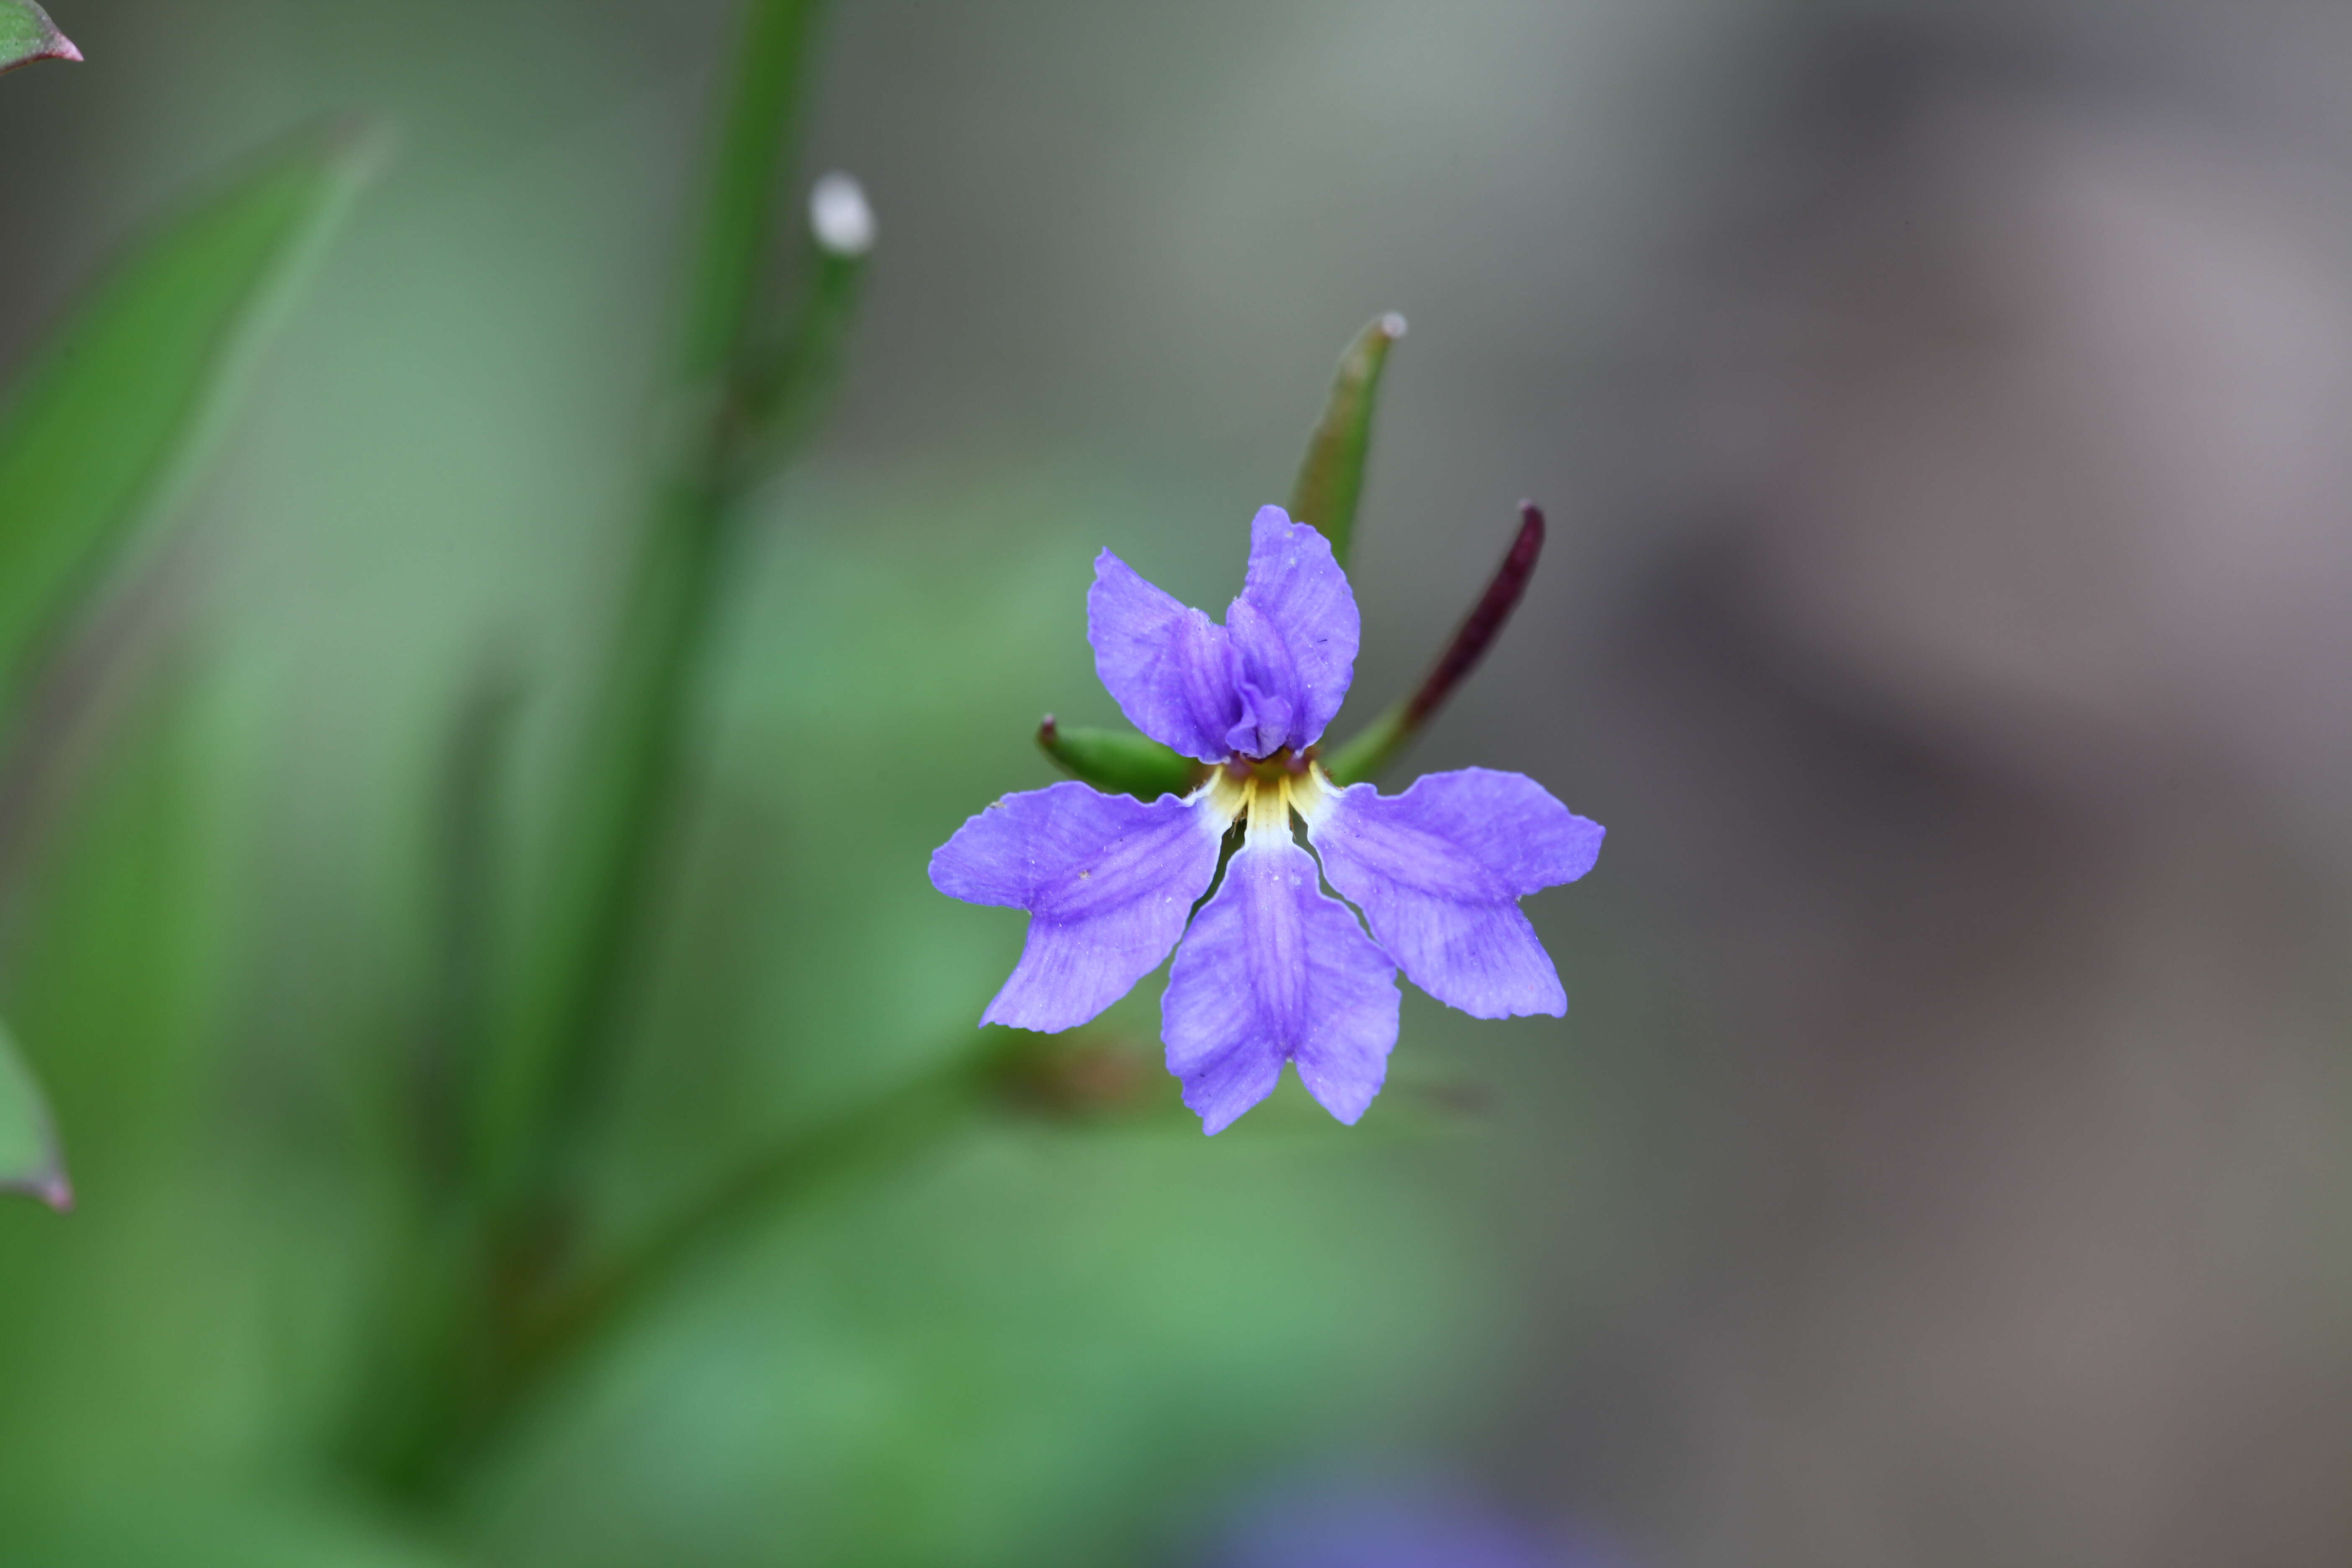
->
[[0, 2, 80, 72], [1398, 500, 1547, 731]]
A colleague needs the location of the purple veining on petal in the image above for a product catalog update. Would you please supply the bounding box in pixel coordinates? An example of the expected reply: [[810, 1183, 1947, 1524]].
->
[[1088, 510, 1361, 764], [1230, 505, 1360, 750], [1303, 766, 1602, 1020], [1088, 551, 1243, 763], [930, 780, 1228, 1032], [1162, 823, 1400, 1132]]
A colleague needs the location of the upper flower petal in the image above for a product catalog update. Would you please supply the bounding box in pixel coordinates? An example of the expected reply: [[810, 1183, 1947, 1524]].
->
[[1228, 505, 1360, 750], [1161, 825, 1400, 1133], [930, 780, 1228, 1032], [1088, 552, 1242, 763], [1300, 766, 1602, 1020]]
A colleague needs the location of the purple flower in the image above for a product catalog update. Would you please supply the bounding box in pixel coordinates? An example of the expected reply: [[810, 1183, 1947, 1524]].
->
[[1201, 1475, 1606, 1568], [929, 506, 1603, 1133]]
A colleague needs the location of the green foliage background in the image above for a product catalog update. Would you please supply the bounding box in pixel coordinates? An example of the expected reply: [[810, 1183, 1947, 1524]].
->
[[0, 2, 1692, 1563]]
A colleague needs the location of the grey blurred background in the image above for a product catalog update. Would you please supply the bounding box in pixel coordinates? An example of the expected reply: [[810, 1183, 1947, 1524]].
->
[[1, 2, 2349, 1565]]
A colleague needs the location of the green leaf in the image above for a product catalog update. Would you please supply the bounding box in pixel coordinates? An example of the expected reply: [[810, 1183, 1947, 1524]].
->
[[0, 119, 381, 716], [0, 1, 79, 75], [1287, 312, 1405, 568], [0, 124, 379, 1210], [1036, 716, 1201, 800], [0, 1020, 68, 1210]]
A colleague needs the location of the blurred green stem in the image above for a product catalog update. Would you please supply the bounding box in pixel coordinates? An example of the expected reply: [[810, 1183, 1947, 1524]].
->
[[482, 0, 828, 1191], [415, 663, 519, 1202], [736, 195, 872, 477], [359, 1040, 998, 1501], [515, 1041, 1003, 1396], [366, 2, 861, 1498]]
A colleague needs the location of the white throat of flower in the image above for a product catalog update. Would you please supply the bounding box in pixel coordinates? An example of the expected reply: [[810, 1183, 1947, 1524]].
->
[[1195, 762, 1335, 846]]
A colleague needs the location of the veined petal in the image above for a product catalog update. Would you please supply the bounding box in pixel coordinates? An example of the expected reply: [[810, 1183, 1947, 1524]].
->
[[1229, 505, 1360, 750], [1088, 551, 1241, 763], [931, 780, 1231, 1032], [1162, 796, 1400, 1133], [1300, 766, 1602, 1020]]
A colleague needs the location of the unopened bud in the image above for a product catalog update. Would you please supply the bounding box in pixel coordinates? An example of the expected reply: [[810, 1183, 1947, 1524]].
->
[[808, 172, 875, 258]]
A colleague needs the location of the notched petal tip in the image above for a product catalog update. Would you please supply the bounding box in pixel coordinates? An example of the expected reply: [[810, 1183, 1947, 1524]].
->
[[1305, 768, 1593, 1021], [1163, 836, 1400, 1134], [935, 781, 1227, 1036]]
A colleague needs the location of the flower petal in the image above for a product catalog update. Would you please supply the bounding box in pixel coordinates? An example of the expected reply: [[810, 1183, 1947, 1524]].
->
[[931, 780, 1229, 1032], [1228, 505, 1360, 750], [1088, 551, 1241, 763], [1161, 828, 1400, 1132], [1300, 767, 1602, 1019]]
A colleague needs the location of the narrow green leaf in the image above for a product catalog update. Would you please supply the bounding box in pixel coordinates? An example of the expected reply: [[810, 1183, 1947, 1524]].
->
[[0, 1021, 68, 1210], [0, 120, 382, 717], [0, 124, 377, 1211], [0, 1, 79, 75], [1287, 312, 1405, 568], [1037, 716, 1201, 800]]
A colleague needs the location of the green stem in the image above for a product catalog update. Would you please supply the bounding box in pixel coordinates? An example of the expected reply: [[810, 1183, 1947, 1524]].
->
[[520, 1045, 997, 1387], [480, 0, 828, 1190], [366, 1043, 997, 1501], [681, 0, 830, 385]]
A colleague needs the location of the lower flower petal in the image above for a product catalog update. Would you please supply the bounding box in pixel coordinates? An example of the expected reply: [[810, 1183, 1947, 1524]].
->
[[1161, 829, 1400, 1133], [1300, 766, 1603, 1019], [930, 780, 1229, 1032]]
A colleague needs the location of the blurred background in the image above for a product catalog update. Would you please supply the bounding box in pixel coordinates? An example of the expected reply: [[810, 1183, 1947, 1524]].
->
[[2, 0, 2350, 1563]]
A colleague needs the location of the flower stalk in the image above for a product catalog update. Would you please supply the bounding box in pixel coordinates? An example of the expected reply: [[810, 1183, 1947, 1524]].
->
[[482, 0, 835, 1193]]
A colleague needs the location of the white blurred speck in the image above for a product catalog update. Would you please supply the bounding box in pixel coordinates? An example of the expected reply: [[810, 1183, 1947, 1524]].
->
[[809, 172, 876, 257]]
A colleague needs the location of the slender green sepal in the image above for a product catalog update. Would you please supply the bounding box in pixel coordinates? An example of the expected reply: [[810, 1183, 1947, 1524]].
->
[[0, 1, 77, 75], [0, 1021, 68, 1210], [0, 120, 382, 715], [1324, 501, 1546, 785], [1037, 715, 1201, 800], [1287, 312, 1406, 567], [735, 170, 874, 475]]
